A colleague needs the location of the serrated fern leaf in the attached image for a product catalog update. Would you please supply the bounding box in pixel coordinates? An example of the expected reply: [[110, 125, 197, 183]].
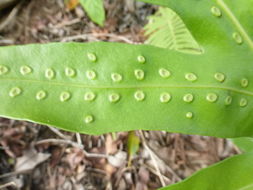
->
[[144, 7, 203, 54]]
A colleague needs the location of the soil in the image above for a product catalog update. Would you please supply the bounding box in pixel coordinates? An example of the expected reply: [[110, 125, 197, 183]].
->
[[0, 0, 239, 190]]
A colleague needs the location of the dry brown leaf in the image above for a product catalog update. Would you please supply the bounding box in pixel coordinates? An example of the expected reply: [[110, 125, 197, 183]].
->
[[108, 151, 127, 168], [15, 149, 50, 172], [65, 0, 79, 10], [64, 147, 85, 170], [105, 134, 118, 155]]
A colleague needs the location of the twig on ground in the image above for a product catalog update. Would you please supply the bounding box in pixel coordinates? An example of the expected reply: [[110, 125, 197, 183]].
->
[[0, 0, 24, 31], [86, 167, 107, 175], [36, 138, 108, 159], [60, 33, 136, 44], [138, 130, 166, 187], [143, 163, 171, 184], [0, 181, 17, 189], [36, 138, 83, 148], [0, 169, 31, 179], [0, 146, 9, 150], [139, 131, 182, 186], [48, 126, 71, 140], [75, 133, 82, 145], [53, 18, 81, 28]]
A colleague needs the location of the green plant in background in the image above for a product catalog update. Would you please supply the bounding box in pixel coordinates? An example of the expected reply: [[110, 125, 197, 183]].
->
[[65, 0, 105, 26], [1, 0, 253, 189], [79, 0, 105, 26], [144, 7, 203, 54], [160, 151, 253, 190], [127, 131, 140, 166]]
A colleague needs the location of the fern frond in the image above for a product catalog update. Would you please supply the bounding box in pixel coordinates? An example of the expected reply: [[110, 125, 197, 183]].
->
[[144, 7, 203, 54]]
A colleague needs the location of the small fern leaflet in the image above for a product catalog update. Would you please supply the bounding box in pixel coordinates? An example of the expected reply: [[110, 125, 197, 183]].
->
[[144, 7, 203, 54]]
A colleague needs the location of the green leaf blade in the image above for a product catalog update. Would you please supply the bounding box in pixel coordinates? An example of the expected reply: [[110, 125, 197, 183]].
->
[[140, 0, 253, 53], [231, 137, 253, 153], [159, 152, 253, 190], [0, 42, 253, 137], [79, 0, 105, 26]]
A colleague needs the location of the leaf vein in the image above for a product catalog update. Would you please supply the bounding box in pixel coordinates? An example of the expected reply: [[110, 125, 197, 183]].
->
[[1, 78, 253, 97], [217, 0, 253, 50]]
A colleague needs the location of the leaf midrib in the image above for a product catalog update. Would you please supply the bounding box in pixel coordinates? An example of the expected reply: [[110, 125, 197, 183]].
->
[[1, 78, 253, 97], [217, 0, 253, 50]]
